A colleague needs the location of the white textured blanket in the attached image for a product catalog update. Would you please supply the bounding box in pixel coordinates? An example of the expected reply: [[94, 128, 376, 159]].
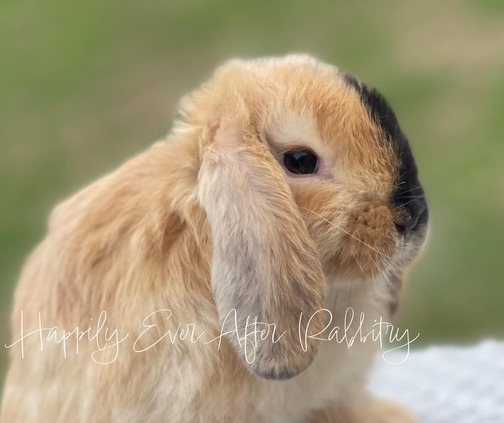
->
[[370, 340, 504, 423]]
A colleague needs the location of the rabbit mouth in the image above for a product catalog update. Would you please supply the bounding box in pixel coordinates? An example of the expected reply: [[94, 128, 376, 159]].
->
[[325, 199, 428, 280]]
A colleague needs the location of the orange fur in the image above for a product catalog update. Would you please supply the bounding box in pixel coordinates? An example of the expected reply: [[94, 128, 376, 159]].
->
[[1, 55, 426, 422]]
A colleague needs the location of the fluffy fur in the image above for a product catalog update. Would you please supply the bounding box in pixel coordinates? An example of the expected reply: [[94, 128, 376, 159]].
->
[[1, 55, 428, 422]]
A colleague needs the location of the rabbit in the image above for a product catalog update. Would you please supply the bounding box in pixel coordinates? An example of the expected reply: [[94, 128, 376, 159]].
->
[[1, 54, 428, 423]]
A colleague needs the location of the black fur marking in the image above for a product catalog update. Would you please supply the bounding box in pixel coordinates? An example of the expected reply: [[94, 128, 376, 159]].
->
[[343, 74, 428, 231], [341, 72, 361, 92]]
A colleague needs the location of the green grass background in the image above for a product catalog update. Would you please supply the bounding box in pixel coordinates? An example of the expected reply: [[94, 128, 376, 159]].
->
[[1, 0, 503, 387]]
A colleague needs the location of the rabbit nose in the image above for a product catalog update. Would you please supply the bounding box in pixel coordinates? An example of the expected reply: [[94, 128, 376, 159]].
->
[[394, 195, 428, 235]]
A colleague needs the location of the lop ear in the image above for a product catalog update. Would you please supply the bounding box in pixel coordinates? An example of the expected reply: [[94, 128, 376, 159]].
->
[[198, 110, 327, 380]]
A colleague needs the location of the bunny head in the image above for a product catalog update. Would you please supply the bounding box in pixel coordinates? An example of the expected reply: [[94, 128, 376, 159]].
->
[[175, 55, 428, 380]]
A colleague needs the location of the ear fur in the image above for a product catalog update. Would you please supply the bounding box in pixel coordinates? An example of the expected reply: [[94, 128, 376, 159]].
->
[[198, 107, 326, 380]]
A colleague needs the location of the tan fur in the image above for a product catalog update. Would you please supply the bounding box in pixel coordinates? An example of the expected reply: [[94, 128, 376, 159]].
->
[[1, 55, 426, 422]]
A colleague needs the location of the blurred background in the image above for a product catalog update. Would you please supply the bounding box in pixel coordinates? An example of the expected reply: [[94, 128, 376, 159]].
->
[[1, 0, 503, 390]]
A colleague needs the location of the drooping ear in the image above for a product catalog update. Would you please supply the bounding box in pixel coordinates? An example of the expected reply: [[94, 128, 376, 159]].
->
[[198, 110, 327, 380]]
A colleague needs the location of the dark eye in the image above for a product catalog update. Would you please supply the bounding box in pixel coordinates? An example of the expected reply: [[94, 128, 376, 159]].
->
[[283, 149, 319, 175]]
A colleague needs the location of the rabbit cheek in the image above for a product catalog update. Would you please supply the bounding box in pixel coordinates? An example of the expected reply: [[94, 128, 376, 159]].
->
[[337, 201, 396, 278]]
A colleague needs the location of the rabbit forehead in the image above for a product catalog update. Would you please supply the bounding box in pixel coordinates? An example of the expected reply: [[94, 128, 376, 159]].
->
[[243, 60, 399, 190], [208, 56, 402, 189]]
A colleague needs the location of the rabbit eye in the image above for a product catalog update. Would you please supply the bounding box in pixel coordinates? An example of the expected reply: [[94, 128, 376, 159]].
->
[[283, 149, 319, 175]]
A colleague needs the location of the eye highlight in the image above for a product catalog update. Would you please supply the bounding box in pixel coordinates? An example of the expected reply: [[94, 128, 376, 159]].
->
[[283, 149, 319, 175]]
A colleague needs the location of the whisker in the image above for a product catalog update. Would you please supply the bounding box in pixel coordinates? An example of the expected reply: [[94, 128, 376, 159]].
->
[[352, 253, 366, 276], [378, 230, 400, 243], [300, 207, 394, 261], [395, 198, 420, 208], [393, 195, 424, 200], [395, 170, 408, 184], [369, 254, 389, 282], [382, 257, 397, 276], [394, 186, 423, 196]]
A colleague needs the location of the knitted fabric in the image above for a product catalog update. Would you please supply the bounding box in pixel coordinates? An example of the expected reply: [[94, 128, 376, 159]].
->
[[369, 340, 504, 423]]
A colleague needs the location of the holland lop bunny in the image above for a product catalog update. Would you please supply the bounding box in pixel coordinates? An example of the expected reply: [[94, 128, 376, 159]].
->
[[1, 55, 428, 422]]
